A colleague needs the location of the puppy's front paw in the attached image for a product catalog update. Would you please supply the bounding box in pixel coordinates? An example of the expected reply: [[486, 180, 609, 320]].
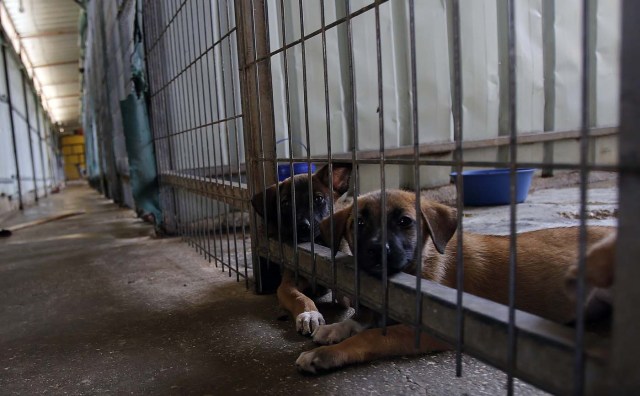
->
[[295, 346, 343, 374], [296, 311, 325, 335], [312, 319, 363, 345]]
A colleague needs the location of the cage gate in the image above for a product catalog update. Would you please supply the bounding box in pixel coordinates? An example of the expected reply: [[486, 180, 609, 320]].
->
[[142, 0, 639, 394]]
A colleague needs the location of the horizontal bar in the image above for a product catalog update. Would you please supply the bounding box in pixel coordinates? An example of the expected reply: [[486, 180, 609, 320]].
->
[[259, 241, 608, 395], [232, 126, 621, 177], [152, 113, 243, 137], [159, 170, 249, 209], [329, 126, 617, 161], [176, 163, 247, 179]]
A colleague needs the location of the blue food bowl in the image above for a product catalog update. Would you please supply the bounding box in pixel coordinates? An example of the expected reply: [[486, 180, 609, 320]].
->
[[278, 162, 316, 181], [450, 168, 535, 206]]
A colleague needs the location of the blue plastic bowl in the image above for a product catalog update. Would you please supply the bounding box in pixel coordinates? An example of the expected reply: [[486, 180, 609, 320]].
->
[[450, 168, 535, 206], [278, 163, 316, 181]]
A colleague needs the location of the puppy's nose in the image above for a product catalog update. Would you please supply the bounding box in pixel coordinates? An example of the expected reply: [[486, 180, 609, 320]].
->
[[367, 242, 391, 259], [298, 219, 311, 236]]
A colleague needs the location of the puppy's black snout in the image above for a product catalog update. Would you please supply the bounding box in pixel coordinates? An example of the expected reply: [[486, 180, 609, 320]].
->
[[298, 218, 312, 237], [367, 242, 391, 259]]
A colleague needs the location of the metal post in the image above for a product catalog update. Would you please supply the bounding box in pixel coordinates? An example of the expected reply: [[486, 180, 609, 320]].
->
[[34, 97, 48, 197], [609, 0, 640, 393], [235, 0, 278, 293], [22, 71, 39, 202], [1, 39, 23, 210]]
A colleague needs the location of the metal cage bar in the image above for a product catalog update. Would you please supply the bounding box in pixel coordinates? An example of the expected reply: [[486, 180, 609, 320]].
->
[[139, 0, 633, 394]]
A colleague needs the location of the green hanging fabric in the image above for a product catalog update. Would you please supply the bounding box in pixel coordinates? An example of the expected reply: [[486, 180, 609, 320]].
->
[[120, 0, 162, 229]]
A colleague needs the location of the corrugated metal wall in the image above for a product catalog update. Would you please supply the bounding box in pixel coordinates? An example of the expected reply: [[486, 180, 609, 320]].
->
[[0, 31, 61, 214]]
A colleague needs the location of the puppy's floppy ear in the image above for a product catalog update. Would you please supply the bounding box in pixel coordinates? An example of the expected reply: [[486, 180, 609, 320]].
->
[[420, 200, 457, 254], [314, 163, 353, 195], [251, 183, 278, 218], [319, 205, 351, 255]]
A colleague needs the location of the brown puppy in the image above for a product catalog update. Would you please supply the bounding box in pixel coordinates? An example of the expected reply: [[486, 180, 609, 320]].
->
[[296, 189, 614, 373], [251, 163, 352, 335]]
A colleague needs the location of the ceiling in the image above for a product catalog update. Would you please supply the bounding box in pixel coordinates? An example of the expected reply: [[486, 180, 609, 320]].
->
[[2, 0, 82, 130]]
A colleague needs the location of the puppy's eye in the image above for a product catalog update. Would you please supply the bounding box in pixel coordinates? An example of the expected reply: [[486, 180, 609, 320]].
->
[[281, 200, 291, 208], [313, 195, 325, 206], [357, 216, 365, 227], [398, 216, 414, 228]]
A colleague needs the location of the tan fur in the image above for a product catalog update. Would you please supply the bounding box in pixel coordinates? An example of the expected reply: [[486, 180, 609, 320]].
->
[[297, 189, 615, 373], [435, 227, 612, 323], [277, 269, 318, 319]]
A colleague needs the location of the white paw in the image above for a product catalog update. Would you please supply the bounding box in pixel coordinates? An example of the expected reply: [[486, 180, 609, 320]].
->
[[296, 311, 325, 335], [311, 319, 363, 345]]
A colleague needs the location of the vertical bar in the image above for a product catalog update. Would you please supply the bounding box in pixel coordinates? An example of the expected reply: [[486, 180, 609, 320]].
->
[[1, 39, 23, 210], [178, 1, 190, 245], [199, 0, 214, 264], [195, 0, 209, 257], [184, 3, 199, 251], [541, 0, 556, 177], [34, 99, 47, 197], [318, 0, 338, 301], [278, 0, 300, 286], [449, 0, 465, 377], [226, 0, 249, 289], [189, 2, 207, 258], [298, 0, 317, 291], [408, 0, 422, 348], [216, 0, 240, 279], [213, 2, 234, 277], [238, 0, 261, 280], [610, 1, 640, 392], [573, 1, 592, 394], [373, 0, 388, 333], [208, 1, 227, 271], [224, 0, 248, 283], [262, 0, 288, 285], [22, 71, 39, 203], [506, 0, 518, 394], [212, 3, 228, 271], [172, 4, 188, 242], [344, 0, 361, 314]]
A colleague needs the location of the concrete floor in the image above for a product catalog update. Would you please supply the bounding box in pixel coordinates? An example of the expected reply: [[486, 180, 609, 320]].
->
[[1, 182, 617, 395]]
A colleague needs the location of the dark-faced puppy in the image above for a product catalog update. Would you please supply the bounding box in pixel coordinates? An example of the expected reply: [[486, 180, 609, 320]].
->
[[296, 189, 615, 373], [252, 164, 351, 243], [251, 163, 352, 335]]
